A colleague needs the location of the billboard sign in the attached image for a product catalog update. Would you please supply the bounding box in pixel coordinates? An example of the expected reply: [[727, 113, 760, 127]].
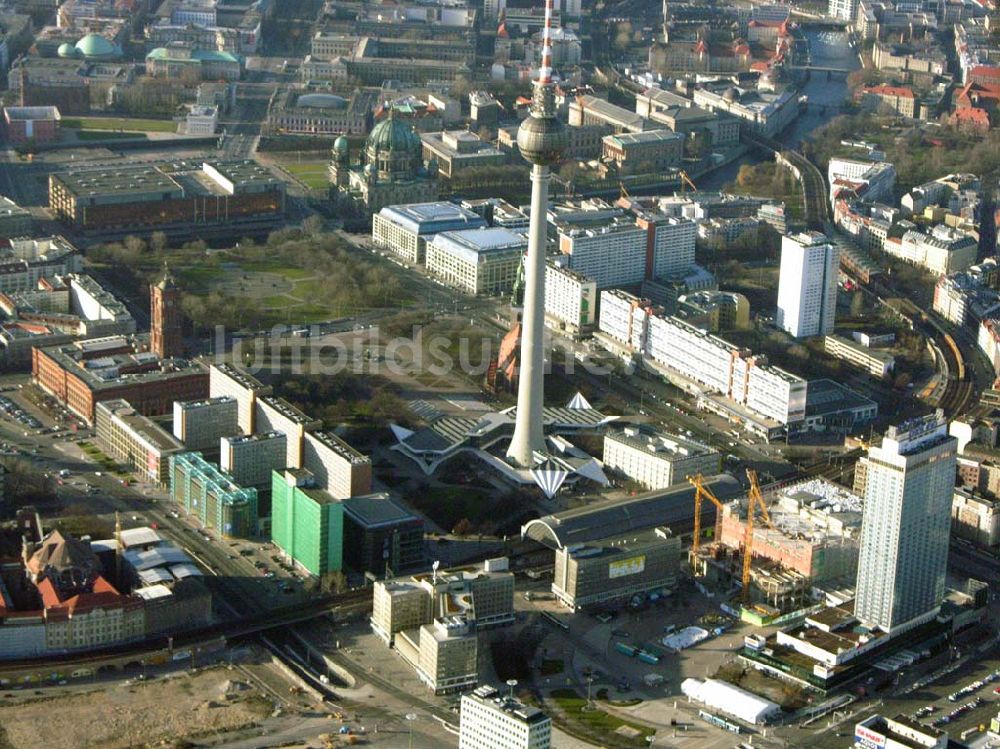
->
[[854, 725, 886, 749], [609, 555, 645, 579]]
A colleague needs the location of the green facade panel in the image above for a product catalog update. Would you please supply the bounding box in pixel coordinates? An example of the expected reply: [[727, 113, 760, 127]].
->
[[270, 470, 343, 576]]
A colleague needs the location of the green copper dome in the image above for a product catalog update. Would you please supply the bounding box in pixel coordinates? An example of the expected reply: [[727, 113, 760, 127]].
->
[[367, 115, 420, 152], [75, 33, 120, 60], [333, 135, 350, 153], [57, 42, 78, 58]]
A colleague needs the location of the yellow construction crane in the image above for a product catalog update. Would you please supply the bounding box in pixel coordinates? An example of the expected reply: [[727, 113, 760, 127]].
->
[[679, 170, 698, 193], [687, 473, 725, 568], [741, 469, 774, 604]]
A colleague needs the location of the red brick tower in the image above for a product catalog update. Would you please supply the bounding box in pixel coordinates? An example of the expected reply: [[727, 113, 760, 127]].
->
[[150, 263, 182, 359]]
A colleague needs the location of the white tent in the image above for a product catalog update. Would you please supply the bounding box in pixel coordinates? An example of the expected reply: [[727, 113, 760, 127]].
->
[[680, 678, 780, 725]]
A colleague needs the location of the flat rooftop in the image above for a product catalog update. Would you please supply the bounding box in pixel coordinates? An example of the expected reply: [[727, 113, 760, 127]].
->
[[604, 129, 684, 147], [204, 160, 281, 190], [378, 201, 486, 234], [176, 396, 235, 410], [52, 164, 183, 199], [211, 362, 270, 392], [224, 430, 285, 445], [607, 427, 717, 459], [466, 685, 549, 725], [98, 399, 184, 453], [805, 378, 878, 416], [51, 160, 281, 200], [309, 430, 370, 465], [857, 715, 944, 749], [343, 492, 419, 527], [38, 338, 206, 390], [259, 395, 319, 426], [430, 227, 527, 262]]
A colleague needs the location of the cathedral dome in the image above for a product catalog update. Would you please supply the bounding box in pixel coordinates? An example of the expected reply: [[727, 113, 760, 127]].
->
[[367, 115, 420, 153]]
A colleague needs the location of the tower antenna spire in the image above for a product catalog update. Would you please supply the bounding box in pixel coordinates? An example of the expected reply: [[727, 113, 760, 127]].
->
[[538, 0, 555, 86]]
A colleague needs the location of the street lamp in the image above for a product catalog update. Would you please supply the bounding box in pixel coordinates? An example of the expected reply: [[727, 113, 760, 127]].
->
[[406, 713, 417, 749]]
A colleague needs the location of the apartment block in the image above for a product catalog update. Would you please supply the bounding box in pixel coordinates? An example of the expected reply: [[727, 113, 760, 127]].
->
[[544, 260, 597, 336], [172, 396, 239, 451], [645, 314, 740, 395], [952, 487, 1000, 547], [208, 363, 272, 434], [302, 430, 372, 499], [636, 214, 697, 280], [888, 225, 978, 275], [270, 468, 343, 577], [220, 431, 287, 487], [255, 396, 321, 468], [743, 363, 807, 424], [597, 289, 657, 351], [776, 232, 838, 339], [558, 219, 647, 289]]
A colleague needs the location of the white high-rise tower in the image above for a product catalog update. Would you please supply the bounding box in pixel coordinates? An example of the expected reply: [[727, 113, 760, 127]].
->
[[506, 0, 566, 468], [855, 411, 956, 634], [776, 231, 838, 339]]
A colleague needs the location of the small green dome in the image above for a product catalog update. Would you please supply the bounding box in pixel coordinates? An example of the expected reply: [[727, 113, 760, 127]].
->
[[75, 33, 119, 60], [367, 116, 420, 153], [333, 135, 350, 153], [57, 42, 78, 58]]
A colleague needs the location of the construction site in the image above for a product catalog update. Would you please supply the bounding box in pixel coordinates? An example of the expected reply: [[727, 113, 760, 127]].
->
[[688, 474, 863, 620]]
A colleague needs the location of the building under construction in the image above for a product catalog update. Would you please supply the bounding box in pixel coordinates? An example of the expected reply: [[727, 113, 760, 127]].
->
[[691, 477, 863, 613]]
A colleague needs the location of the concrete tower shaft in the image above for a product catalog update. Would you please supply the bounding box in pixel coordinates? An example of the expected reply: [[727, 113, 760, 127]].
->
[[506, 0, 566, 467]]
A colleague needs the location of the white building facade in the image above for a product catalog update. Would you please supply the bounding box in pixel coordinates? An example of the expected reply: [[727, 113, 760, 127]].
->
[[459, 685, 552, 749], [221, 431, 287, 487], [776, 231, 839, 338], [558, 221, 647, 288], [855, 412, 957, 633], [603, 428, 720, 489], [172, 396, 239, 451], [426, 228, 527, 296], [544, 260, 597, 335]]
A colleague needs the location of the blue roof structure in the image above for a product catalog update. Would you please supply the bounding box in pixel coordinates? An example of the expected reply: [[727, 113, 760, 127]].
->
[[429, 227, 527, 265], [378, 202, 486, 235]]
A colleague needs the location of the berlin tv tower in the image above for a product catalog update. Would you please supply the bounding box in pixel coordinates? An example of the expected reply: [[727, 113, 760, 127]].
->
[[505, 0, 566, 467]]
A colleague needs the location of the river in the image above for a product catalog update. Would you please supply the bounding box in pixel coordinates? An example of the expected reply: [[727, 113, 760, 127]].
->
[[699, 28, 862, 190]]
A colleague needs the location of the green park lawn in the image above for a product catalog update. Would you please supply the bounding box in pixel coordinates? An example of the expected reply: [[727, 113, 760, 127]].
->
[[61, 117, 178, 133], [549, 689, 656, 746], [281, 161, 331, 190]]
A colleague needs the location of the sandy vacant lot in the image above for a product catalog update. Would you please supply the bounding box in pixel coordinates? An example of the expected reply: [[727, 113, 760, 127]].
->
[[0, 668, 272, 749]]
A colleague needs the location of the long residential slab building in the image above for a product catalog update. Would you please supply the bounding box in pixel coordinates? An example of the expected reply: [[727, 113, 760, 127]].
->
[[599, 289, 808, 433]]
